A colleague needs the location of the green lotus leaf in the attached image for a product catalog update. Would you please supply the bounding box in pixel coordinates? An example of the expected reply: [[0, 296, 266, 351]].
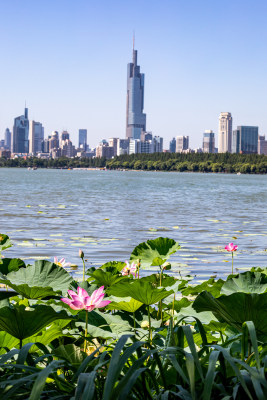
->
[[0, 234, 12, 252], [108, 279, 173, 305], [53, 344, 86, 366], [86, 268, 128, 287], [0, 260, 73, 298], [76, 310, 132, 339], [193, 291, 267, 339], [0, 290, 18, 301], [178, 303, 217, 325], [100, 261, 126, 272], [0, 305, 72, 340], [107, 297, 143, 312], [0, 331, 19, 354], [221, 271, 267, 295], [182, 278, 224, 298], [130, 237, 180, 268], [0, 258, 26, 275], [163, 297, 191, 312], [141, 273, 177, 288]]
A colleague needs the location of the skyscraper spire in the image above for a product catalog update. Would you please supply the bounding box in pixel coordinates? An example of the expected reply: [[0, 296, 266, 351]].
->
[[132, 33, 137, 65], [126, 41, 146, 140]]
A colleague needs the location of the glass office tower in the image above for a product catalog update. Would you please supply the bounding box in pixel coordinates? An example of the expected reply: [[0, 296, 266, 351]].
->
[[79, 129, 87, 150], [12, 108, 29, 153], [126, 46, 146, 139], [232, 126, 258, 154]]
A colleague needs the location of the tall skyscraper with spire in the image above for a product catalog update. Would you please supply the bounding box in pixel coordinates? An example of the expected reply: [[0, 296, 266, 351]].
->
[[126, 40, 146, 139], [12, 107, 29, 153]]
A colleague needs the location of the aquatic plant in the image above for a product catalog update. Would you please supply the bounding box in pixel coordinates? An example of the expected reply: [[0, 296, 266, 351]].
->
[[225, 242, 238, 274], [0, 233, 267, 399]]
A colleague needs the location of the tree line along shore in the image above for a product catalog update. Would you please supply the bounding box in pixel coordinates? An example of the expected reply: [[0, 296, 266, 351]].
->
[[1, 153, 267, 173]]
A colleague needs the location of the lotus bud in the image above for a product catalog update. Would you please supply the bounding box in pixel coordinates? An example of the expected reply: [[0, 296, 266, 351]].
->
[[141, 320, 149, 329], [79, 249, 84, 259]]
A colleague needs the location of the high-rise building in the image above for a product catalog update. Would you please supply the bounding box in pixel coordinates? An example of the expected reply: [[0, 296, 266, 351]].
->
[[4, 128, 11, 150], [60, 131, 70, 147], [258, 135, 267, 155], [96, 142, 114, 158], [126, 43, 146, 140], [79, 129, 87, 150], [176, 136, 189, 152], [153, 136, 163, 153], [49, 131, 59, 152], [29, 121, 44, 154], [12, 107, 29, 153], [232, 126, 258, 154], [109, 138, 119, 156], [169, 138, 176, 153], [203, 130, 215, 153], [61, 139, 76, 157], [218, 112, 232, 153], [117, 139, 129, 155], [141, 131, 152, 142]]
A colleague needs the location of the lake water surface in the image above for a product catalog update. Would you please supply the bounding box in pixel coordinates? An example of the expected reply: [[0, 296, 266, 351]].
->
[[1, 168, 267, 282]]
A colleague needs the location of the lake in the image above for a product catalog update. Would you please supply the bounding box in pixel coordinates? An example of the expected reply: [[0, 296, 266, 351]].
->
[[1, 168, 267, 282]]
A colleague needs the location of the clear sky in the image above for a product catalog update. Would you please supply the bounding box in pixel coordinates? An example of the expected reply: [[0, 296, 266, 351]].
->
[[1, 0, 267, 149]]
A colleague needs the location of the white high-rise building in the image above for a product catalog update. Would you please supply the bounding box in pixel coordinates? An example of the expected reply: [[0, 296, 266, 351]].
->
[[29, 121, 44, 154], [218, 112, 232, 153], [176, 136, 189, 152]]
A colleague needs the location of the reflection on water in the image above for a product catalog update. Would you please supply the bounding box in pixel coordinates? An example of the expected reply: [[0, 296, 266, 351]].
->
[[1, 168, 267, 281]]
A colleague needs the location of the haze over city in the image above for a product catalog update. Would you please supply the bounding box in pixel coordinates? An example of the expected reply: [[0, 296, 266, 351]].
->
[[1, 0, 267, 148]]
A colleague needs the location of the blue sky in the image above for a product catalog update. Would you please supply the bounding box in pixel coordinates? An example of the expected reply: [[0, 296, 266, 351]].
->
[[1, 0, 267, 148]]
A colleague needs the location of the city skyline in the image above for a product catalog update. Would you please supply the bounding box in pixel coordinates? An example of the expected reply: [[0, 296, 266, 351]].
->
[[1, 0, 267, 148]]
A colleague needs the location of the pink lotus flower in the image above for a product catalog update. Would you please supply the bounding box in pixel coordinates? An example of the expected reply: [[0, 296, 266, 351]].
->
[[61, 286, 111, 311], [121, 261, 137, 276], [225, 243, 238, 252], [54, 256, 71, 268]]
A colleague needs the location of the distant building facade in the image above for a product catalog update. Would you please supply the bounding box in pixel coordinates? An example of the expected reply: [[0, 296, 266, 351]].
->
[[29, 121, 44, 154], [258, 135, 267, 155], [202, 130, 215, 153], [96, 142, 114, 158], [153, 136, 163, 153], [49, 131, 59, 152], [61, 139, 76, 157], [12, 107, 29, 153], [218, 112, 232, 153], [117, 139, 129, 155], [79, 129, 87, 150], [126, 45, 146, 140], [169, 137, 176, 153], [109, 138, 119, 157], [176, 136, 189, 152], [129, 134, 163, 154], [4, 128, 11, 150], [232, 126, 258, 154], [60, 131, 70, 147]]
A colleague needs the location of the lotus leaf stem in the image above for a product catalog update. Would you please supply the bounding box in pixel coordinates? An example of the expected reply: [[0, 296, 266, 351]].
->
[[147, 305, 152, 344], [83, 310, 88, 353]]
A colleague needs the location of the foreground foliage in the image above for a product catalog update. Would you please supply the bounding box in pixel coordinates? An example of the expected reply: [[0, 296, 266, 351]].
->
[[0, 234, 267, 399]]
